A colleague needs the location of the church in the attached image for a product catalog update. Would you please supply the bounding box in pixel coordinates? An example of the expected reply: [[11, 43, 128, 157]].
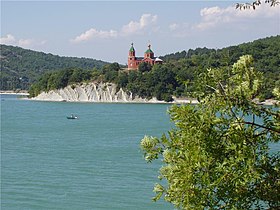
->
[[127, 43, 163, 70]]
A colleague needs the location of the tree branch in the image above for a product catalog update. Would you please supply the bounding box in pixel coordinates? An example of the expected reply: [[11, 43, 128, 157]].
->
[[242, 121, 280, 134], [236, 0, 279, 10]]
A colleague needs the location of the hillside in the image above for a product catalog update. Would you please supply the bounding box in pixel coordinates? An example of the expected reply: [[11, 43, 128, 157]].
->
[[160, 35, 280, 75], [159, 35, 280, 98], [0, 45, 109, 90], [160, 36, 280, 74]]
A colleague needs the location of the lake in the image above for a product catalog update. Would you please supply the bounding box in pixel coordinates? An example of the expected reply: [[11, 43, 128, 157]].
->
[[1, 94, 279, 210], [1, 94, 174, 210]]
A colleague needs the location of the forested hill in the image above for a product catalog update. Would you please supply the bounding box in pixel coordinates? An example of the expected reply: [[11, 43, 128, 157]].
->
[[157, 35, 280, 99], [160, 35, 280, 65], [160, 35, 280, 74], [0, 44, 109, 90]]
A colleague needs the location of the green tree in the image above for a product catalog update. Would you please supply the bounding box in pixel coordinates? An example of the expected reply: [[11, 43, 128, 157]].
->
[[141, 55, 280, 209], [138, 62, 152, 72], [102, 62, 120, 82], [69, 68, 85, 83], [116, 72, 129, 88]]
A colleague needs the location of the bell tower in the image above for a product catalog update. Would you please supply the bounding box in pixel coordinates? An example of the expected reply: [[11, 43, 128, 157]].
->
[[144, 44, 154, 59], [128, 43, 137, 69]]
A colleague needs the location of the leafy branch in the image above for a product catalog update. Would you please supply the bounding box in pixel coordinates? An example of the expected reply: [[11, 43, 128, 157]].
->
[[236, 0, 279, 10]]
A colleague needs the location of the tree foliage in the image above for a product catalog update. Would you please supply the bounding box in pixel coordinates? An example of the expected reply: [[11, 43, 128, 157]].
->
[[141, 55, 280, 209], [138, 62, 152, 73]]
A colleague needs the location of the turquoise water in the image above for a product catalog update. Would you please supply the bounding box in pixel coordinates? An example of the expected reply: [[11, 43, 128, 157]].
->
[[1, 95, 174, 210], [1, 95, 279, 209]]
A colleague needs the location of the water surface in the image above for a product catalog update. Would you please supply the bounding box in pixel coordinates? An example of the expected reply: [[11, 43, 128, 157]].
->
[[1, 95, 174, 210]]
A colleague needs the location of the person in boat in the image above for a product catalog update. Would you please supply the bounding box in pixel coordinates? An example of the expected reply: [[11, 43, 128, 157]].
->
[[67, 114, 77, 119]]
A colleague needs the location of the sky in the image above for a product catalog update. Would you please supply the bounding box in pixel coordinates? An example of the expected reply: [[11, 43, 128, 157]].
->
[[1, 1, 279, 64]]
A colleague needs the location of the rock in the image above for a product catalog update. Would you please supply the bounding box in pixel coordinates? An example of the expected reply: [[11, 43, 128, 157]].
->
[[32, 82, 199, 104], [32, 82, 151, 103]]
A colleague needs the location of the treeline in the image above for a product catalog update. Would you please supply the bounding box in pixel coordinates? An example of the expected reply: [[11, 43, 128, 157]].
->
[[161, 35, 279, 71], [0, 44, 108, 90]]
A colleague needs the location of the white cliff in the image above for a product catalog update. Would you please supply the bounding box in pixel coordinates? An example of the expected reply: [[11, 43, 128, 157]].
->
[[32, 83, 158, 103], [32, 82, 198, 103]]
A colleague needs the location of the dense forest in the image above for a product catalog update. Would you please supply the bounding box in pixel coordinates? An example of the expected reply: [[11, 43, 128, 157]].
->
[[0, 45, 109, 90]]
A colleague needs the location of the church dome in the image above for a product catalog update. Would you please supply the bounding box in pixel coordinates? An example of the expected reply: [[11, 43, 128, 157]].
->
[[145, 44, 153, 53], [129, 43, 135, 52]]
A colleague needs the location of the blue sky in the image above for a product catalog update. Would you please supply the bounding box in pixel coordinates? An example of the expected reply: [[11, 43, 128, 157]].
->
[[1, 1, 279, 64]]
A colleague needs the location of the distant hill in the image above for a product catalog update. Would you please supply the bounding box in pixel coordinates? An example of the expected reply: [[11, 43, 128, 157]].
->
[[0, 45, 109, 90]]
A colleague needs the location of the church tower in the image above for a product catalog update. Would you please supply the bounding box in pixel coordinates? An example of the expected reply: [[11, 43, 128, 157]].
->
[[144, 44, 154, 59], [127, 42, 162, 70], [128, 43, 137, 69]]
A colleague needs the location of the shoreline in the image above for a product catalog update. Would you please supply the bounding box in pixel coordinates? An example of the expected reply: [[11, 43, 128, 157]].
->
[[23, 82, 279, 105], [28, 83, 200, 104], [0, 91, 29, 96], [1, 91, 278, 106], [29, 97, 199, 104], [26, 97, 279, 106]]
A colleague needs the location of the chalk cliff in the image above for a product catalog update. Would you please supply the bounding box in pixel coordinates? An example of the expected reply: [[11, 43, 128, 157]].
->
[[32, 82, 164, 103]]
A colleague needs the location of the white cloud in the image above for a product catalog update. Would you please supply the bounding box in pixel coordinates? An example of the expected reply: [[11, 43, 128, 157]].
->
[[71, 28, 118, 43], [169, 23, 179, 31], [0, 34, 16, 45], [195, 4, 280, 31], [121, 14, 158, 35], [0, 34, 46, 48], [168, 22, 192, 38], [170, 4, 279, 37], [18, 39, 33, 47], [195, 6, 237, 30], [71, 13, 158, 43]]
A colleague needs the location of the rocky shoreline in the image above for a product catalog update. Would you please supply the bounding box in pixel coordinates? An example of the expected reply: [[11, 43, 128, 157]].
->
[[30, 82, 198, 104]]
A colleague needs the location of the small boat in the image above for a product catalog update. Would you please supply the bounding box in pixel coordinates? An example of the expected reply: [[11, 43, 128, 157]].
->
[[67, 114, 78, 119]]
